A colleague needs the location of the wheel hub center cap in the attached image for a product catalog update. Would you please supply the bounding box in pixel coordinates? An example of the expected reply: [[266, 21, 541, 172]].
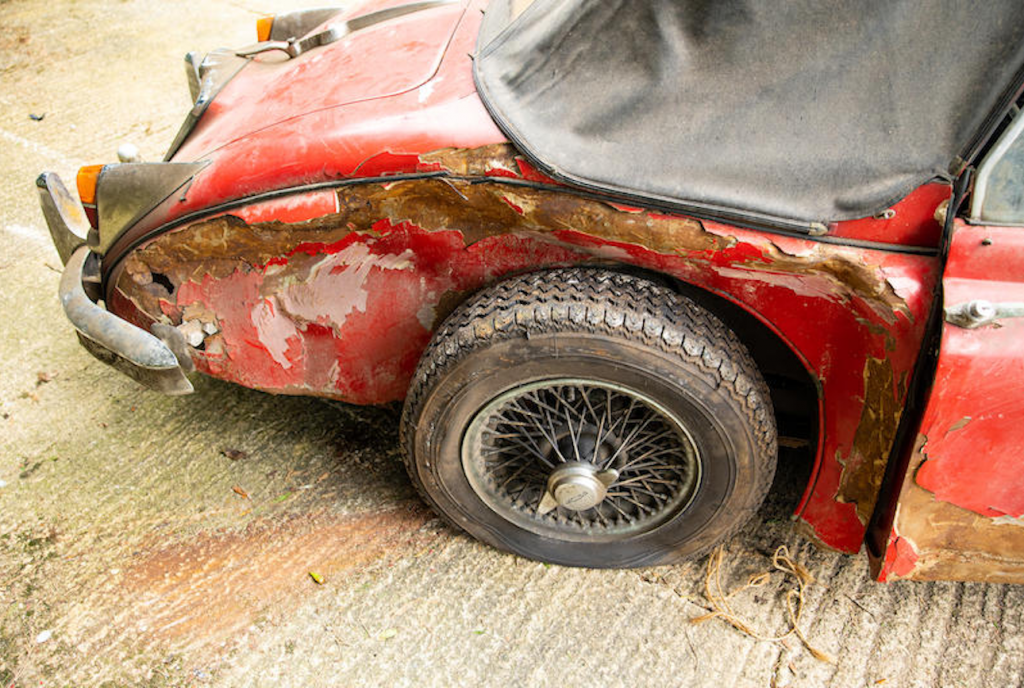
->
[[539, 462, 619, 514]]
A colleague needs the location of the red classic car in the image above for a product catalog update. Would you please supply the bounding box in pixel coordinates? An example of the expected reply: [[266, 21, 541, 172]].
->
[[37, 0, 1024, 581]]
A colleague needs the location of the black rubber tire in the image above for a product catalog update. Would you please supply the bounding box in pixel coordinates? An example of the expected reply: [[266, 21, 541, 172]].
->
[[401, 268, 777, 568]]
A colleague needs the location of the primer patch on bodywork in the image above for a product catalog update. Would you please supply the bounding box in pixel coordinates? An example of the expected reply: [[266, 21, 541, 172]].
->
[[251, 297, 299, 369], [992, 514, 1024, 527], [272, 244, 416, 333]]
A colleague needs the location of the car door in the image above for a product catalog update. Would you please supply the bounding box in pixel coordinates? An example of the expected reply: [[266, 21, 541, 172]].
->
[[874, 106, 1024, 582]]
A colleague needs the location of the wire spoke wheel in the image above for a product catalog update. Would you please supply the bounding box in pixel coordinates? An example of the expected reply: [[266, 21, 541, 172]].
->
[[462, 379, 702, 541], [402, 268, 776, 567]]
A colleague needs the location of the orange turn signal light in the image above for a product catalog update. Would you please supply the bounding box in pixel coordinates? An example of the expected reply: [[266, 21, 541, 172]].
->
[[76, 164, 104, 206], [256, 15, 274, 42]]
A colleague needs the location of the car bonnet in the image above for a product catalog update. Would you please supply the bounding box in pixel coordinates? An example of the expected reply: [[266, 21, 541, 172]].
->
[[170, 0, 467, 163]]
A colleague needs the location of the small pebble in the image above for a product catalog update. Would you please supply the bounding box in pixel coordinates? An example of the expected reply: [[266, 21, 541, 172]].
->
[[36, 629, 53, 643]]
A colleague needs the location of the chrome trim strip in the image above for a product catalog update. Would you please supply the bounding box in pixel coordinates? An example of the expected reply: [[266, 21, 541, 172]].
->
[[235, 0, 461, 59], [268, 7, 346, 42], [165, 50, 249, 161], [945, 299, 1024, 329]]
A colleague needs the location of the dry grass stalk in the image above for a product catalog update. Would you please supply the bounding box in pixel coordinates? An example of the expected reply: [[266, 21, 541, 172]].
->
[[691, 545, 835, 664]]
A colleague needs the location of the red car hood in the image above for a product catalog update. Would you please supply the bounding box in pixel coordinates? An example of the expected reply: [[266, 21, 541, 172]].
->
[[173, 0, 468, 161]]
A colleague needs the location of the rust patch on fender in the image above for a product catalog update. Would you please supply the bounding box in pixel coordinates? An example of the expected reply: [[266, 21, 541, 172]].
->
[[419, 142, 522, 176], [107, 144, 936, 551], [745, 247, 912, 324], [122, 214, 361, 285], [120, 178, 725, 280], [115, 175, 726, 335], [118, 150, 907, 328], [886, 447, 1024, 582], [838, 355, 907, 523], [120, 506, 432, 646], [112, 160, 915, 411], [336, 179, 724, 253]]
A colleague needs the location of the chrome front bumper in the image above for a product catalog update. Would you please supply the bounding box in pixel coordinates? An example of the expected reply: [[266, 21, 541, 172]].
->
[[37, 172, 194, 396]]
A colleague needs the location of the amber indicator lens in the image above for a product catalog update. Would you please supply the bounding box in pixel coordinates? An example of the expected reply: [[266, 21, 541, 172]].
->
[[75, 164, 104, 206], [256, 16, 274, 42]]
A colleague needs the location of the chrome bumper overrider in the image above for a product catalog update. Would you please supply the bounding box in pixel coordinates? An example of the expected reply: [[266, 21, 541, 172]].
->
[[37, 172, 194, 396]]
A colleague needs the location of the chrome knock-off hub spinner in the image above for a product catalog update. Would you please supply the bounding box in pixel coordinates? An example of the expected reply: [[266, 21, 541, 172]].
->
[[538, 462, 619, 514]]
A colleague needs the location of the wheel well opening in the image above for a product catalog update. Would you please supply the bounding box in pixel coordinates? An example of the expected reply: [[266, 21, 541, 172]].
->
[[610, 266, 820, 518]]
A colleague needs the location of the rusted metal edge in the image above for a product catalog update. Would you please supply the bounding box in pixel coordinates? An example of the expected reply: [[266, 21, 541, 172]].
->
[[103, 172, 942, 290], [863, 170, 972, 561]]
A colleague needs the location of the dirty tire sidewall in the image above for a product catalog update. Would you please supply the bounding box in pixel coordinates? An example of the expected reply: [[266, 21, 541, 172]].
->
[[402, 269, 776, 568]]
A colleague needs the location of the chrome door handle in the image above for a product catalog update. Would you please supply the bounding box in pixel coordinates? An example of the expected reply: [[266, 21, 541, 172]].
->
[[945, 300, 1024, 329]]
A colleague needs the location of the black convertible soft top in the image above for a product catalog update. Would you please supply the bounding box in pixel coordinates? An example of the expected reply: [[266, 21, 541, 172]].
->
[[474, 0, 1024, 232]]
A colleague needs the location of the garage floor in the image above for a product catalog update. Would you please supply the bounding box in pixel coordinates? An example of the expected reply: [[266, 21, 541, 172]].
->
[[2, 1, 1023, 686]]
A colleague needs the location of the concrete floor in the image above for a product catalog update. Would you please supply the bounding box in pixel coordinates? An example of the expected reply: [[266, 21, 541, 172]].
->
[[2, 1, 1024, 686]]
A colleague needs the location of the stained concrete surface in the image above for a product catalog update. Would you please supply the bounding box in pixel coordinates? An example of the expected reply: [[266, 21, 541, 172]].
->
[[2, 1, 1024, 686]]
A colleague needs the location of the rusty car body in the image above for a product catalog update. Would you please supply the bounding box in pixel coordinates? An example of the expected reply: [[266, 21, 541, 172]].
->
[[36, 0, 1024, 579]]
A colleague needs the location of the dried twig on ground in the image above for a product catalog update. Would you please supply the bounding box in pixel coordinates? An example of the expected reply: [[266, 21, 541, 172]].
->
[[691, 545, 835, 663]]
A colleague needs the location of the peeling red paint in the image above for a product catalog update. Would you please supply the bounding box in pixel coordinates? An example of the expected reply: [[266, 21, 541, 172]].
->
[[910, 221, 1024, 520], [501, 196, 524, 214], [879, 532, 920, 581], [118, 210, 591, 403], [513, 157, 558, 184], [872, 430, 1024, 583], [212, 189, 339, 225]]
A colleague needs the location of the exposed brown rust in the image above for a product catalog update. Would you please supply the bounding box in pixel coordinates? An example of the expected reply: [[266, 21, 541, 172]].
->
[[419, 142, 521, 176], [112, 167, 917, 422], [882, 435, 1024, 583], [118, 166, 911, 327], [113, 163, 915, 409], [838, 356, 907, 523], [125, 214, 360, 282], [744, 248, 912, 323], [116, 176, 724, 319], [853, 316, 890, 337], [340, 178, 723, 252], [107, 147, 931, 553]]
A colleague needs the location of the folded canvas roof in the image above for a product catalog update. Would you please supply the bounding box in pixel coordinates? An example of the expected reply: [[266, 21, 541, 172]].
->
[[475, 0, 1024, 231]]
